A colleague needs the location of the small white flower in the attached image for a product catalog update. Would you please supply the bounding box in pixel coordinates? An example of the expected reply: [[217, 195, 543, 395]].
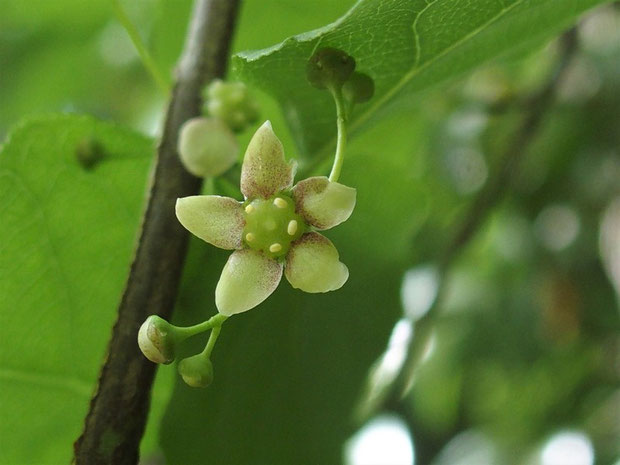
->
[[176, 121, 356, 315]]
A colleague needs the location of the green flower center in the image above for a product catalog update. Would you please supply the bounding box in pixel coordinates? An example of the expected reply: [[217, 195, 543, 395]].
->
[[242, 194, 305, 258]]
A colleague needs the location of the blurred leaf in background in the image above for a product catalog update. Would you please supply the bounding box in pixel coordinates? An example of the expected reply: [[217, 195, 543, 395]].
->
[[0, 115, 160, 464]]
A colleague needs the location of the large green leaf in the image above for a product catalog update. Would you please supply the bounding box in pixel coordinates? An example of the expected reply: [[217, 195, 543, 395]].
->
[[234, 0, 609, 161], [0, 115, 169, 464], [160, 113, 429, 465]]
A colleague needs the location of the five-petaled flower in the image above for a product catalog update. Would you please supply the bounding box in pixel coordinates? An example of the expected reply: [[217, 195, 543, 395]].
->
[[176, 121, 357, 316]]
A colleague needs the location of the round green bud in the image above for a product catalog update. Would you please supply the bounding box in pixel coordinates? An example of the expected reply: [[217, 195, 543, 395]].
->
[[206, 79, 227, 100], [342, 72, 375, 104], [177, 117, 238, 178], [306, 47, 356, 90], [204, 80, 260, 132], [75, 137, 104, 170], [178, 354, 214, 388], [137, 315, 176, 364]]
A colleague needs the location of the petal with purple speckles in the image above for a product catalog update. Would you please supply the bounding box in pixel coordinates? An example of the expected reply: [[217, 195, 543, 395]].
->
[[176, 195, 244, 250], [292, 176, 356, 230], [285, 232, 349, 293], [240, 121, 295, 199], [215, 249, 283, 315]]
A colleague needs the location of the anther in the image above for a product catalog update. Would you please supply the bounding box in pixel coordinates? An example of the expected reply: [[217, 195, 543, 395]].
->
[[269, 243, 282, 253], [273, 197, 287, 209], [245, 233, 255, 242], [245, 205, 254, 214], [287, 220, 298, 236]]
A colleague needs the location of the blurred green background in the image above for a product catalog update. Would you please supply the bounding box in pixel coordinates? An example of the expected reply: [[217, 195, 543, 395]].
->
[[1, 1, 619, 464]]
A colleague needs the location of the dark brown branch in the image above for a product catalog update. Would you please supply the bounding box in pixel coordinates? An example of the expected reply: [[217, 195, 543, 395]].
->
[[364, 28, 579, 426], [73, 1, 240, 463]]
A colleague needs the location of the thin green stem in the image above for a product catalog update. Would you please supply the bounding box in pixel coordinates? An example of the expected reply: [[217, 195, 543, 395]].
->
[[175, 313, 228, 339], [205, 176, 215, 194], [201, 324, 223, 358], [328, 87, 348, 183], [111, 0, 169, 95]]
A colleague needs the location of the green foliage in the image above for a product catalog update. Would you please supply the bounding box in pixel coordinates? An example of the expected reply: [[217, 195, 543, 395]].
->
[[234, 0, 608, 160], [0, 115, 172, 464]]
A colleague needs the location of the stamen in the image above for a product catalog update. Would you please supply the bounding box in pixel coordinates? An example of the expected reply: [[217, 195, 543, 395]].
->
[[269, 243, 282, 253], [245, 204, 254, 214], [287, 220, 298, 236], [273, 197, 287, 209], [245, 233, 255, 242]]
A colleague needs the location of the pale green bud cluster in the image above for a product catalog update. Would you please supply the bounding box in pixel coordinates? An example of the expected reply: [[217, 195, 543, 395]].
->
[[176, 79, 260, 178], [205, 80, 260, 132]]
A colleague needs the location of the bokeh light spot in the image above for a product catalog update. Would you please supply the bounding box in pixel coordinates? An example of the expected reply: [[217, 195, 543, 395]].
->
[[540, 431, 594, 465], [344, 414, 414, 465], [445, 148, 488, 195], [534, 204, 580, 251], [401, 265, 439, 320]]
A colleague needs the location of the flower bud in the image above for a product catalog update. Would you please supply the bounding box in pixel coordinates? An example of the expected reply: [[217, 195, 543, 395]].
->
[[177, 117, 238, 178], [178, 354, 214, 388], [137, 315, 176, 364], [306, 47, 356, 90], [205, 80, 260, 132], [342, 72, 375, 104]]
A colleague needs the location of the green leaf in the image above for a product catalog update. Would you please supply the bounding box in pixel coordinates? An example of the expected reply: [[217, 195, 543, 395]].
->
[[0, 114, 167, 464], [160, 112, 428, 465], [234, 0, 609, 161]]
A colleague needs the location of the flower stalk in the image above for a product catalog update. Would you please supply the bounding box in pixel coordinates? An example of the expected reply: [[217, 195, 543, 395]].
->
[[328, 86, 348, 183], [306, 47, 374, 183]]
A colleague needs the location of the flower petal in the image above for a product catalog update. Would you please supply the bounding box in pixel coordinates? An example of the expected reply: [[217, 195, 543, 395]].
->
[[215, 249, 283, 315], [285, 232, 349, 293], [291, 176, 356, 230], [240, 120, 295, 199], [176, 195, 244, 250]]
